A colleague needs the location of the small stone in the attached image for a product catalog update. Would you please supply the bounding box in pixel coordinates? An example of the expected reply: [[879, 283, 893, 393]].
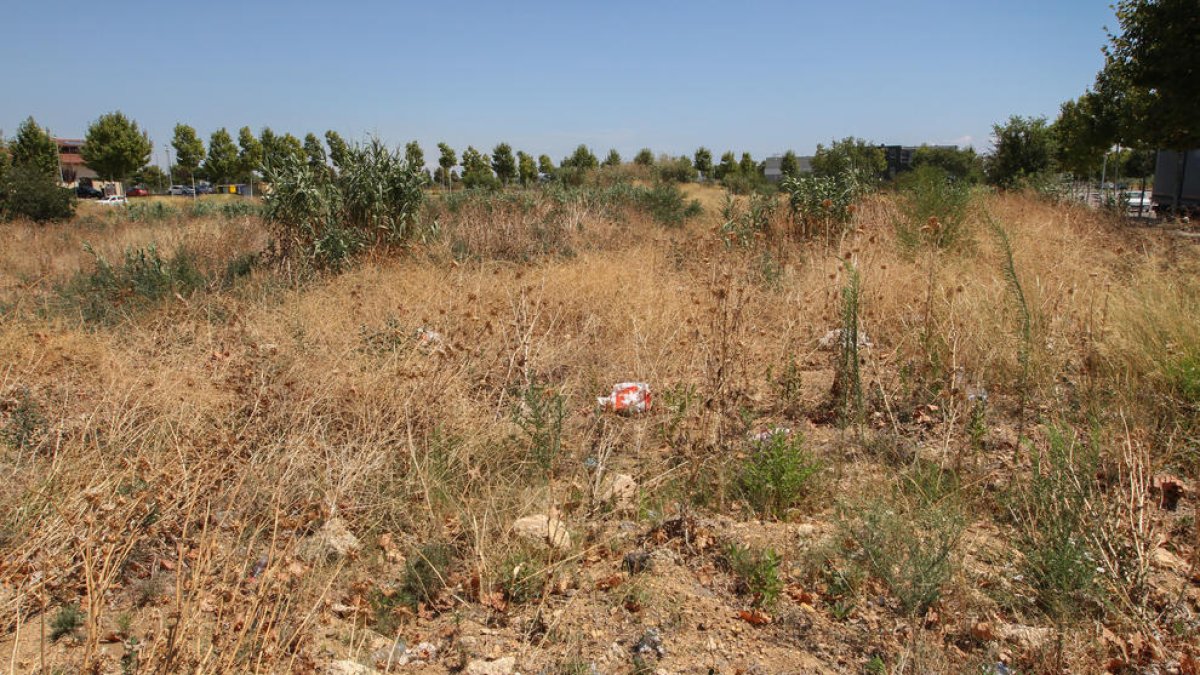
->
[[513, 514, 571, 550], [300, 518, 361, 562], [371, 639, 408, 666], [326, 660, 373, 675], [598, 473, 638, 507], [465, 656, 517, 675]]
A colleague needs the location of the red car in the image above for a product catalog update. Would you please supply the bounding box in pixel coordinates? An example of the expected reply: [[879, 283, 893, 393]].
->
[[126, 186, 150, 197]]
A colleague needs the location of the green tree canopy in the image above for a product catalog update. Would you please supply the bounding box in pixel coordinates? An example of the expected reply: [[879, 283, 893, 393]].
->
[[82, 111, 152, 182], [132, 164, 170, 192], [739, 152, 758, 176], [693, 147, 713, 179], [911, 145, 984, 183], [987, 116, 1057, 187], [326, 130, 350, 170], [11, 117, 59, 179], [811, 137, 886, 181], [538, 154, 554, 177], [1052, 95, 1111, 179], [633, 148, 654, 166], [491, 143, 516, 184], [715, 151, 737, 180], [603, 149, 622, 167], [303, 133, 328, 174], [171, 124, 205, 181], [405, 141, 424, 170], [562, 144, 598, 170], [517, 151, 537, 185], [461, 146, 497, 189], [204, 128, 240, 183], [238, 127, 263, 179], [779, 150, 799, 178]]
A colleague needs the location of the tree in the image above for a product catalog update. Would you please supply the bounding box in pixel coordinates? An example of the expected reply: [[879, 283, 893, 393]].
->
[[280, 134, 305, 162], [326, 130, 350, 171], [811, 137, 886, 181], [11, 117, 59, 179], [1052, 95, 1111, 179], [538, 154, 555, 177], [171, 124, 205, 182], [437, 143, 456, 190], [132, 165, 170, 192], [656, 156, 695, 183], [238, 126, 263, 180], [715, 151, 738, 180], [82, 111, 152, 186], [303, 132, 328, 175], [405, 141, 424, 171], [259, 127, 280, 171], [739, 152, 758, 177], [634, 148, 654, 166], [461, 145, 497, 189], [204, 128, 240, 184], [693, 147, 713, 180], [779, 150, 800, 178], [517, 151, 537, 185], [491, 143, 516, 185], [987, 116, 1056, 188], [562, 144, 598, 170], [603, 149, 622, 167], [0, 163, 74, 222], [911, 145, 985, 183]]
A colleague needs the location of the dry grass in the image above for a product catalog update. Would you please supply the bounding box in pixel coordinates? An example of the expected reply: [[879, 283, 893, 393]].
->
[[1, 185, 1198, 672]]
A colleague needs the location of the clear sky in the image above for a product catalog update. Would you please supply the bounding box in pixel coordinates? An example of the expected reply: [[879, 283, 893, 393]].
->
[[1, 0, 1114, 166]]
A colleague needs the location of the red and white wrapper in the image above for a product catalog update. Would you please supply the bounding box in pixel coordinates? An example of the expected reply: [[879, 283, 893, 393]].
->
[[598, 382, 652, 414]]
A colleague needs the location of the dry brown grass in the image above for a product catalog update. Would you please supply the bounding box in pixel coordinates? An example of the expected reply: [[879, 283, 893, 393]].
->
[[1, 184, 1197, 672]]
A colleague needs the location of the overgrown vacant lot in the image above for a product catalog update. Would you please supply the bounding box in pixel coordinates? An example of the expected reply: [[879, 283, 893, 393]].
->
[[1, 185, 1199, 673]]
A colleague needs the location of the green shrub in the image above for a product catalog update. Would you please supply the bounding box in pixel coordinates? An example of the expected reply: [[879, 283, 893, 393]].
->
[[496, 548, 550, 604], [832, 261, 865, 427], [1005, 427, 1104, 619], [126, 200, 179, 222], [1, 386, 45, 451], [781, 171, 864, 240], [50, 603, 84, 641], [842, 495, 964, 615], [0, 163, 75, 222], [723, 543, 784, 607], [371, 542, 455, 634], [653, 157, 696, 183], [633, 183, 701, 227], [513, 383, 566, 478], [895, 165, 975, 250], [737, 430, 822, 519], [61, 244, 207, 323]]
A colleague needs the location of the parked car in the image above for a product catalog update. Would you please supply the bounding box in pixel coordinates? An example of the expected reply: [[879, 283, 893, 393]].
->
[[167, 185, 195, 196], [1125, 190, 1152, 212], [76, 185, 104, 199], [126, 186, 149, 197], [195, 183, 214, 195], [98, 195, 128, 206]]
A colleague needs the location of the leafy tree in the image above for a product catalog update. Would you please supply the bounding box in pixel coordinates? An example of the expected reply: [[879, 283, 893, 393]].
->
[[280, 134, 305, 162], [237, 127, 263, 179], [0, 163, 74, 222], [911, 145, 985, 183], [326, 130, 350, 170], [1052, 95, 1111, 179], [11, 117, 59, 179], [780, 150, 800, 178], [491, 142, 517, 185], [405, 141, 424, 171], [461, 145, 497, 189], [82, 111, 152, 185], [517, 151, 537, 185], [715, 151, 738, 180], [739, 152, 758, 176], [603, 148, 622, 167], [437, 142, 456, 189], [171, 124, 205, 182], [562, 144, 598, 170], [132, 164, 169, 192], [303, 132, 328, 174], [259, 127, 280, 171], [538, 154, 555, 177], [633, 148, 654, 166], [811, 137, 886, 182], [204, 128, 240, 184], [987, 116, 1056, 188], [1104, 0, 1200, 151], [655, 156, 695, 183], [693, 147, 713, 180]]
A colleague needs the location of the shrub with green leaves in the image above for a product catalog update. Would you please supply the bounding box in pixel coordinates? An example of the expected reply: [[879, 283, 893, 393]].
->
[[0, 163, 75, 222], [263, 136, 425, 270], [842, 493, 964, 615], [724, 543, 784, 607], [781, 170, 864, 240], [61, 244, 207, 323], [737, 430, 822, 519], [126, 200, 179, 222], [50, 603, 84, 641], [895, 165, 975, 250], [1, 386, 45, 451], [513, 383, 566, 477], [1006, 427, 1104, 619]]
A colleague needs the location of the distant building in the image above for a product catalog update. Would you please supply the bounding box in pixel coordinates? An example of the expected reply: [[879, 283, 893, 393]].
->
[[763, 155, 813, 183], [54, 138, 99, 187]]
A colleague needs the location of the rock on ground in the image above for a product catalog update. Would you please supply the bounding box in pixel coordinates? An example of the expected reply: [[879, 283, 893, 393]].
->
[[598, 473, 637, 507], [512, 514, 571, 550], [326, 660, 372, 675], [465, 656, 517, 675], [300, 518, 362, 562]]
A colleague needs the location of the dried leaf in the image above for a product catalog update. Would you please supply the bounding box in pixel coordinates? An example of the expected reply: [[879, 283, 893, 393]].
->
[[736, 609, 772, 626]]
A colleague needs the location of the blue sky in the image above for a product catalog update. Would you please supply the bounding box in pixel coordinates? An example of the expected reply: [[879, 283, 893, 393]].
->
[[1, 1, 1114, 167]]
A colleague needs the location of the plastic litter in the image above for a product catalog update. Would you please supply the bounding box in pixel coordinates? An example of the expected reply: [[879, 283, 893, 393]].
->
[[597, 382, 652, 414]]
